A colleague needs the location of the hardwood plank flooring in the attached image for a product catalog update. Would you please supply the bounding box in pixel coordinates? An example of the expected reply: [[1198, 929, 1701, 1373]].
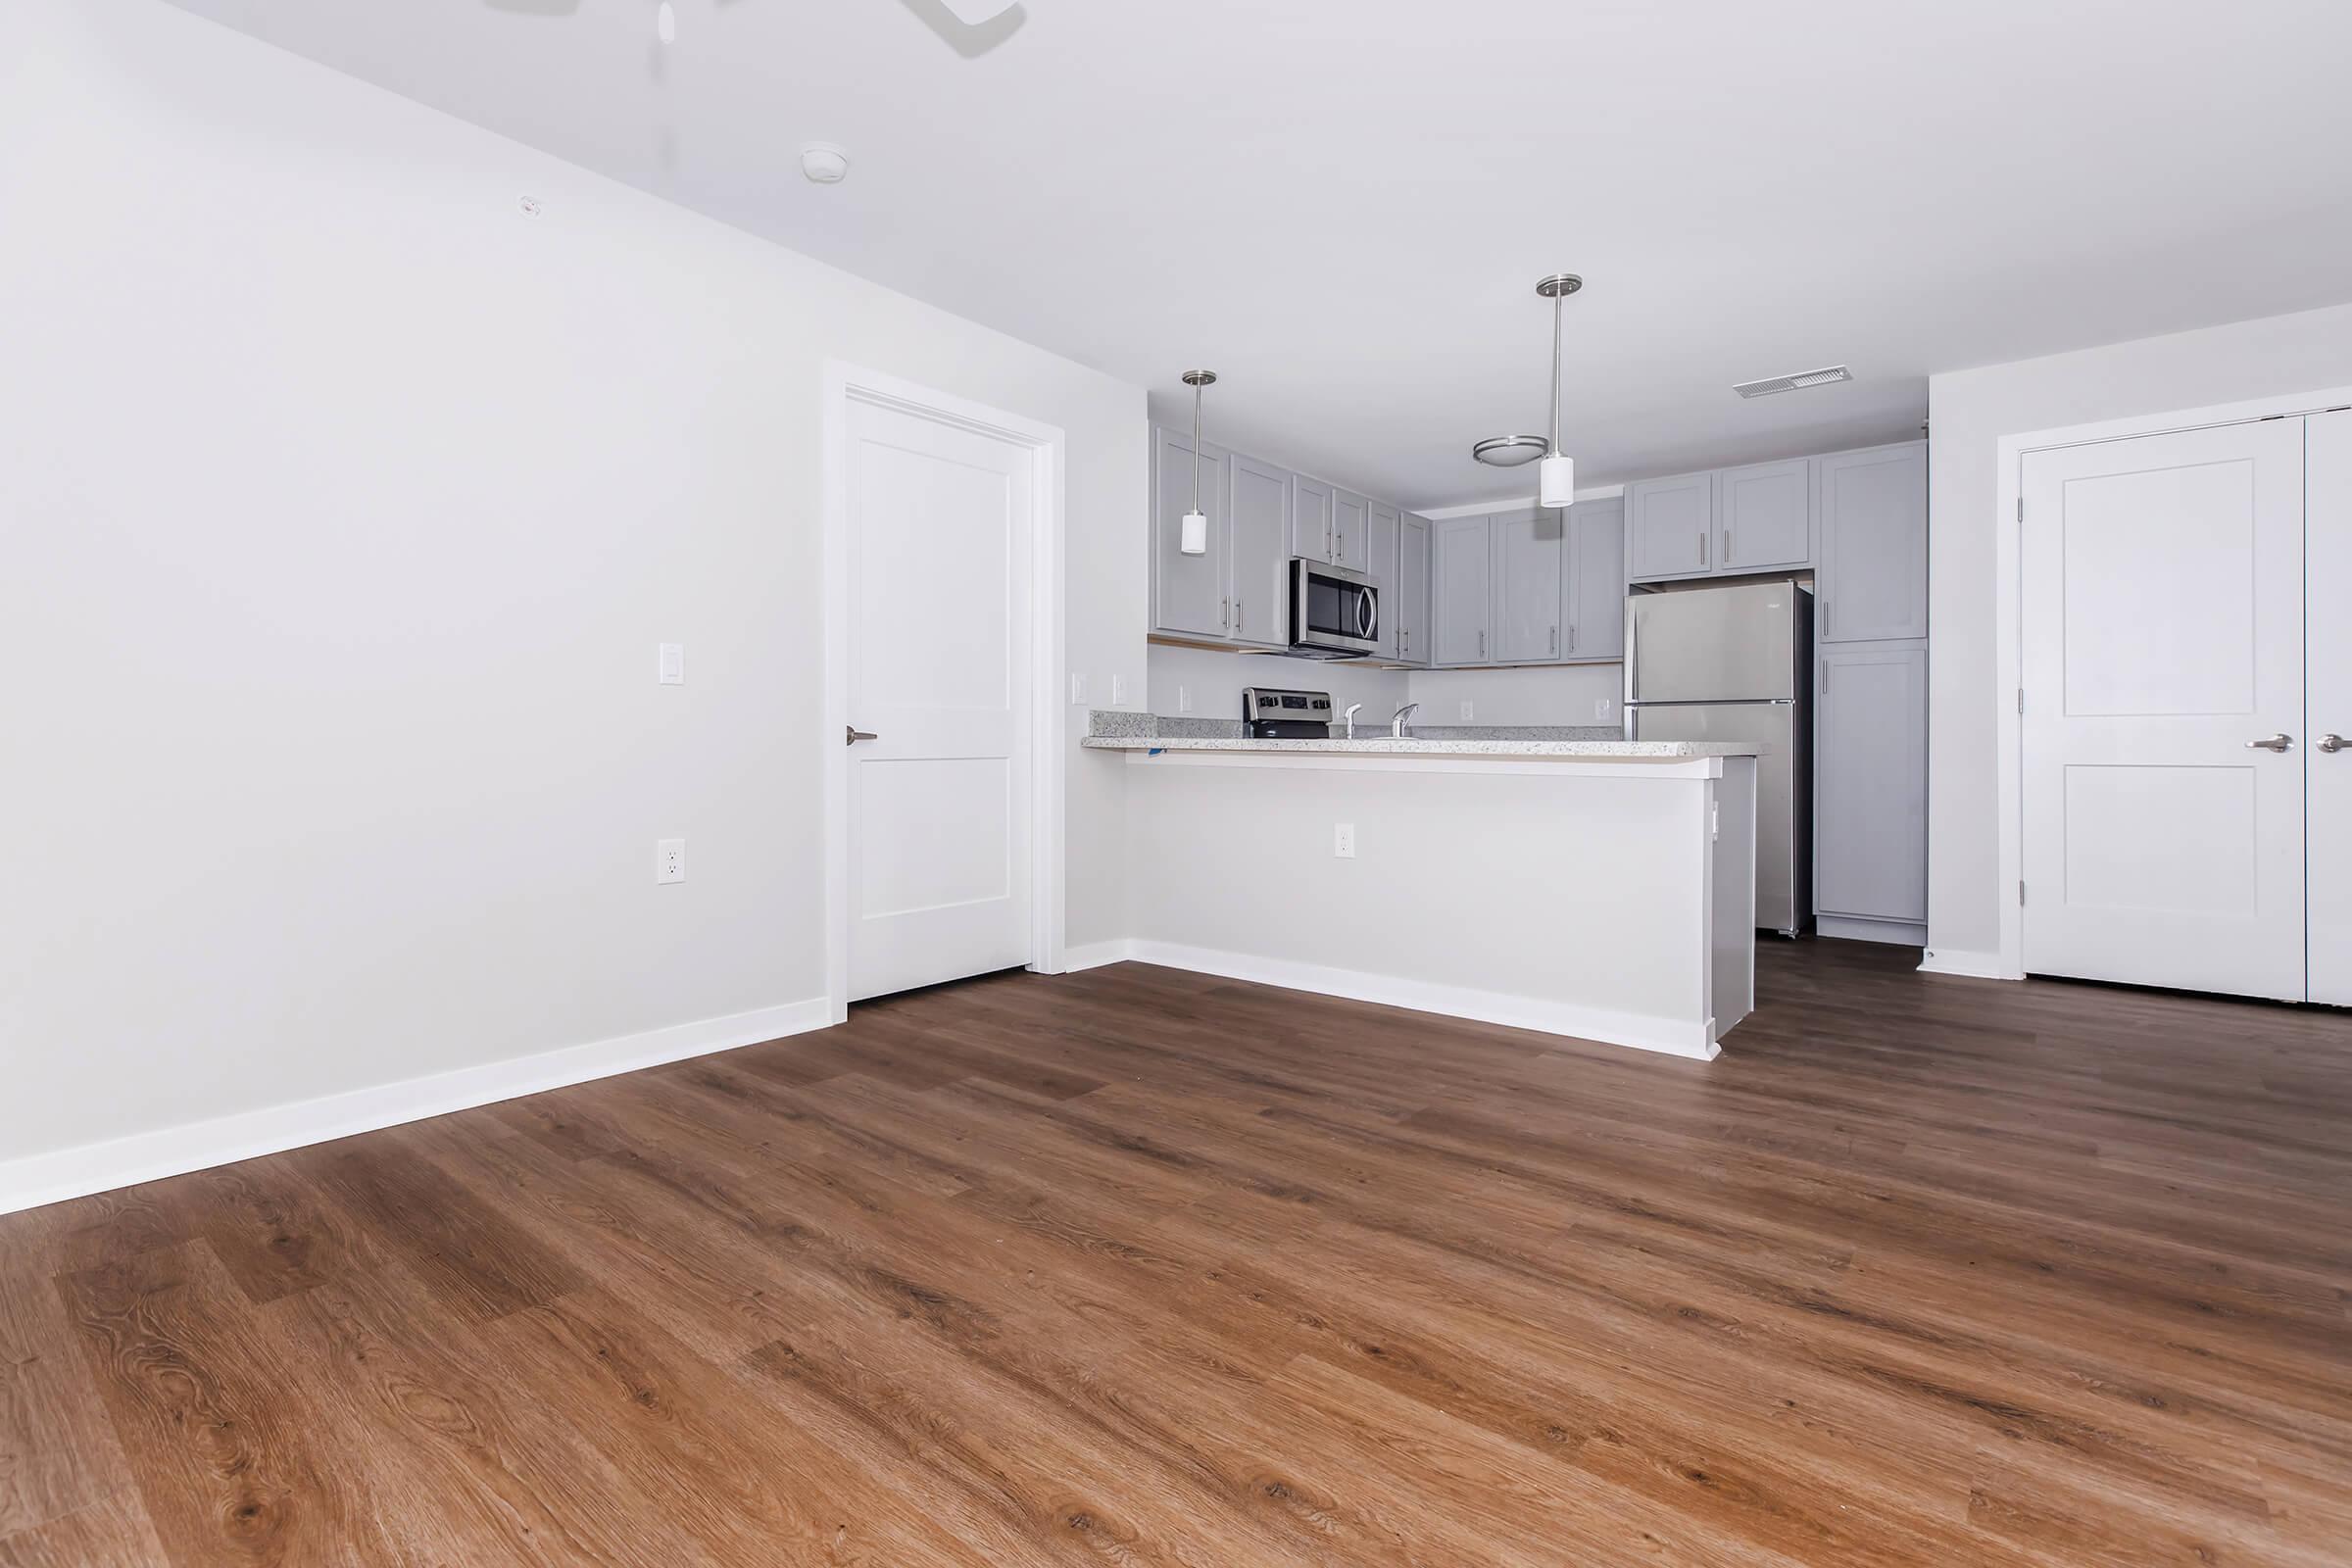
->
[[3, 941, 2348, 1565]]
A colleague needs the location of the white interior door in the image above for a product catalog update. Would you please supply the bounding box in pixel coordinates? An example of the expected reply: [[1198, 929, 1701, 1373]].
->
[[2021, 419, 2305, 1000], [846, 397, 1033, 1002], [2309, 411, 2352, 1005]]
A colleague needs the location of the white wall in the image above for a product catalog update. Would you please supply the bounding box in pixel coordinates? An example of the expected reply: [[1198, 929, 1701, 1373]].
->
[[1407, 664, 1622, 729], [1926, 302, 2352, 961], [1145, 644, 1408, 726], [0, 1, 1146, 1177]]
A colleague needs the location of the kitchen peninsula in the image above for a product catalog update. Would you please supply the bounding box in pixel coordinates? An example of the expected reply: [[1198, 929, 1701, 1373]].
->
[[1083, 729, 1761, 1058]]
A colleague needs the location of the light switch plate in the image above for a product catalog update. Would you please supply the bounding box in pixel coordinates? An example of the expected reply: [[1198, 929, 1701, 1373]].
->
[[1178, 684, 1194, 713], [1458, 701, 1474, 720], [1333, 823, 1355, 858], [655, 839, 685, 884], [1594, 698, 1613, 720], [1068, 673, 1087, 706], [1110, 674, 1128, 706], [658, 644, 684, 685]]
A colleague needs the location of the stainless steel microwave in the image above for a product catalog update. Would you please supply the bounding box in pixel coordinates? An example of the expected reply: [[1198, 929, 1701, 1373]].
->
[[1289, 558, 1378, 659]]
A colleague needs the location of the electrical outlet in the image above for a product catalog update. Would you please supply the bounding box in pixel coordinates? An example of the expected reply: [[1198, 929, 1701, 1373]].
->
[[1333, 822, 1355, 858], [1110, 674, 1128, 706], [1068, 672, 1088, 706], [1458, 700, 1475, 721], [655, 839, 685, 884], [1594, 698, 1613, 720], [1178, 684, 1194, 713], [658, 643, 684, 685]]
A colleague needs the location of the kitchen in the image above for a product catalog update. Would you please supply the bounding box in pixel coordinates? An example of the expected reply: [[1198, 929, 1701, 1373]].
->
[[1082, 319, 1928, 1054]]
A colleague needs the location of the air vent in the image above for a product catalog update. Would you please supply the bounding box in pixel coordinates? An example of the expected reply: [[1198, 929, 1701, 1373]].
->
[[1733, 365, 1853, 399]]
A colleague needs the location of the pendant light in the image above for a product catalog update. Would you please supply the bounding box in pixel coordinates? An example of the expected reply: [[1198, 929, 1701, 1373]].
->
[[1536, 272, 1581, 508], [1178, 370, 1216, 556]]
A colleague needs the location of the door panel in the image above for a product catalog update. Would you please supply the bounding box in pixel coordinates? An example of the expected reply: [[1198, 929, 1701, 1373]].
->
[[1565, 498, 1625, 661], [1818, 443, 1928, 643], [1397, 514, 1431, 665], [1228, 454, 1291, 649], [1432, 515, 1493, 665], [848, 398, 1033, 1001], [1627, 471, 1715, 579], [1718, 458, 1812, 571], [1152, 426, 1227, 639], [1292, 474, 1334, 564], [1331, 489, 1370, 571], [1815, 646, 1927, 924], [2311, 411, 2352, 1005], [2021, 419, 2305, 1000], [1366, 501, 1401, 659], [1493, 507, 1563, 662]]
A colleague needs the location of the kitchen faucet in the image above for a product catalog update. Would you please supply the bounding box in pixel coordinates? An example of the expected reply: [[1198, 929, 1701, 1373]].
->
[[1344, 703, 1362, 740], [1392, 702, 1421, 739]]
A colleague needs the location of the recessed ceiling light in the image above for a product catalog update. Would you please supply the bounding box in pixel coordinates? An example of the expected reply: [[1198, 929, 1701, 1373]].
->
[[1733, 365, 1852, 399], [800, 143, 851, 184]]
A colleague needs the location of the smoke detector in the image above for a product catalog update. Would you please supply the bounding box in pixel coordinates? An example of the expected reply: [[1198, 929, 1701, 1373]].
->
[[1733, 365, 1852, 399], [800, 143, 851, 184]]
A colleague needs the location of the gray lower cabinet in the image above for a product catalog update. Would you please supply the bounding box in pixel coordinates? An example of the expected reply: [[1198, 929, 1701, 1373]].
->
[[1817, 442, 1928, 644], [1366, 500, 1401, 659], [1227, 453, 1293, 649], [1396, 514, 1431, 665], [1718, 457, 1812, 573], [1814, 643, 1928, 928], [1433, 515, 1494, 665], [1292, 474, 1335, 564], [1152, 426, 1231, 639], [1493, 507, 1564, 662], [1332, 489, 1370, 574], [1563, 497, 1625, 661], [1626, 471, 1716, 579]]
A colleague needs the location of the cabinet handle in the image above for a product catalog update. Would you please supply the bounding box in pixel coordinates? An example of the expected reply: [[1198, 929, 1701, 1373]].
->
[[1699, 531, 1709, 568], [1221, 596, 1229, 630], [1569, 623, 1578, 653], [1479, 629, 1486, 659], [1724, 528, 1733, 564], [1235, 598, 1244, 633], [1821, 662, 1829, 694], [1549, 626, 1557, 656]]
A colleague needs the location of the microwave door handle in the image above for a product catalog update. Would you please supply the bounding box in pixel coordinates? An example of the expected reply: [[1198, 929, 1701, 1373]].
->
[[1357, 590, 1376, 640]]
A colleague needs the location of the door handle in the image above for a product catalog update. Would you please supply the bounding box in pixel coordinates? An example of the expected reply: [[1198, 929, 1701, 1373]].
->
[[846, 726, 879, 745], [2320, 733, 2346, 754], [2245, 733, 2294, 753]]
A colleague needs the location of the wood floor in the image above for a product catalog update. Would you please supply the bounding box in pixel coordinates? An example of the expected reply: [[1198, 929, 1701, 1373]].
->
[[3, 943, 2348, 1566]]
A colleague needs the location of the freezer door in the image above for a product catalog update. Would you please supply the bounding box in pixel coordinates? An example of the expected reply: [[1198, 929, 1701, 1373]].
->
[[1630, 702, 1808, 933], [1625, 581, 1801, 703]]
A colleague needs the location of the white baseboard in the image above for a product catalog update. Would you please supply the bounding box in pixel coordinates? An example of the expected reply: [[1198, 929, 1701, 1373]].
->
[[1055, 938, 1139, 973], [1818, 915, 1928, 946], [1917, 947, 2017, 980], [1124, 940, 1719, 1061], [0, 997, 833, 1219]]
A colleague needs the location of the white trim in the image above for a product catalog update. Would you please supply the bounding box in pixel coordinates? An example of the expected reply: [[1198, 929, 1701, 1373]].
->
[[0, 998, 832, 1218], [1917, 947, 2014, 981], [821, 363, 1066, 1020], [1112, 748, 1730, 781], [1990, 381, 2352, 983], [1057, 938, 1138, 972], [1123, 940, 1721, 1060]]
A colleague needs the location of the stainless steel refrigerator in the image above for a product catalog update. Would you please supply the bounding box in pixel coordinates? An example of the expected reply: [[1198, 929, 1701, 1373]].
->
[[1623, 580, 1813, 935]]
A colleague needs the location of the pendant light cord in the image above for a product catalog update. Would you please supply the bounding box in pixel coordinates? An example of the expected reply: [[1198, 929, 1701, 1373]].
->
[[1548, 293, 1563, 456], [1191, 380, 1203, 513]]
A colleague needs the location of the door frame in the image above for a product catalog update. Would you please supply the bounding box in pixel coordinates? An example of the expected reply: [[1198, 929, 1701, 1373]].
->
[[821, 362, 1067, 1024], [1986, 382, 2352, 982]]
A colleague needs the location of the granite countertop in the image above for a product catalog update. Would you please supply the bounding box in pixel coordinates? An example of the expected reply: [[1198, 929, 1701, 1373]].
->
[[1080, 736, 1763, 760]]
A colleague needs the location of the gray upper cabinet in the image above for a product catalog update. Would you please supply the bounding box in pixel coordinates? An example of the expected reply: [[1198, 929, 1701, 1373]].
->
[[1397, 514, 1431, 666], [1292, 475, 1335, 564], [1365, 501, 1401, 660], [1152, 426, 1230, 639], [1331, 489, 1370, 573], [1564, 497, 1626, 662], [1815, 644, 1928, 923], [1717, 458, 1812, 573], [1626, 471, 1716, 580], [1494, 507, 1564, 662], [1228, 453, 1294, 650], [1433, 515, 1494, 665], [1817, 441, 1928, 644]]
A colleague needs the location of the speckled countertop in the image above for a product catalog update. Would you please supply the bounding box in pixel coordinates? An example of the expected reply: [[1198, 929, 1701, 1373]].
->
[[1081, 736, 1762, 760]]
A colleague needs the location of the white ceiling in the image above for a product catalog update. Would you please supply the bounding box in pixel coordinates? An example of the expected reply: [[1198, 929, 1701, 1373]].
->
[[170, 0, 2352, 508]]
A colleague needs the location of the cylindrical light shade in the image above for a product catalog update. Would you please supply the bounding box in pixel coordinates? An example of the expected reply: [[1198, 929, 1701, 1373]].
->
[[1538, 452, 1575, 509], [1179, 510, 1209, 556]]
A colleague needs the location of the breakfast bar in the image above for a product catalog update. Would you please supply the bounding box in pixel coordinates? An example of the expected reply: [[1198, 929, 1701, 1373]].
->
[[1082, 735, 1761, 1058]]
